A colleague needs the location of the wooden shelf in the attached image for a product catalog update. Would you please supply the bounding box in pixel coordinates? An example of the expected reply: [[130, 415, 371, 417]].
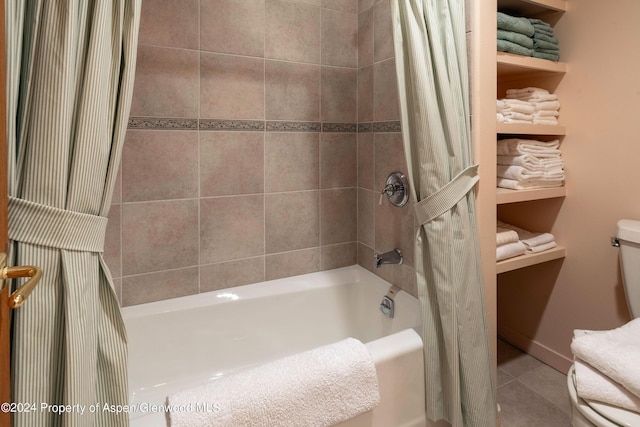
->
[[498, 0, 567, 16], [497, 53, 567, 79], [497, 122, 565, 136], [497, 246, 566, 274], [497, 186, 565, 204]]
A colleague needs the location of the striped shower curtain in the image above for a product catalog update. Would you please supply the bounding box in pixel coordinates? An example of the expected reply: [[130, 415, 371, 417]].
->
[[390, 1, 497, 426], [6, 1, 140, 426]]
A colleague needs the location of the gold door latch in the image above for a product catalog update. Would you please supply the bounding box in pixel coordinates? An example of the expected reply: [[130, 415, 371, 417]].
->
[[0, 253, 42, 309]]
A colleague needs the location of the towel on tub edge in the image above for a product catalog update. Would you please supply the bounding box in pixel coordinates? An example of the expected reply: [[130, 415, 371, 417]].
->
[[165, 337, 381, 427]]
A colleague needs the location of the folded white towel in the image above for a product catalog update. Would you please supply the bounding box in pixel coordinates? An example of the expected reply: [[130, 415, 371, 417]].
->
[[571, 318, 640, 399], [497, 228, 519, 246], [166, 338, 381, 427], [535, 110, 560, 117], [497, 177, 564, 190], [497, 165, 564, 182], [526, 240, 557, 253], [508, 93, 559, 102], [506, 87, 549, 96], [534, 100, 561, 111], [497, 221, 556, 250], [497, 99, 536, 115], [502, 111, 535, 121], [497, 138, 561, 156], [533, 117, 559, 125], [497, 155, 563, 171], [575, 358, 640, 413], [497, 113, 532, 124], [497, 241, 527, 261]]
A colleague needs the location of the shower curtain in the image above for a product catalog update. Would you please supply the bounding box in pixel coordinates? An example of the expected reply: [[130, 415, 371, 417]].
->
[[6, 1, 140, 425], [390, 1, 496, 426]]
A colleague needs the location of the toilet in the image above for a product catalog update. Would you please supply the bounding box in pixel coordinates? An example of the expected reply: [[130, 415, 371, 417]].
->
[[568, 219, 640, 426]]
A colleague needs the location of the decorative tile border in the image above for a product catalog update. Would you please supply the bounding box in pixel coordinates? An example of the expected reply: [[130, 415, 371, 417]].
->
[[266, 121, 322, 132], [199, 119, 265, 131], [128, 118, 387, 133], [128, 117, 198, 130]]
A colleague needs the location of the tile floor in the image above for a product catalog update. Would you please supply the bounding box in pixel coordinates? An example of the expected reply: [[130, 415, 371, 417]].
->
[[497, 339, 573, 426]]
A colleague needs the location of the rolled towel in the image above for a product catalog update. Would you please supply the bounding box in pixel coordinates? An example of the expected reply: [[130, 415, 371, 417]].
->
[[574, 358, 640, 413], [497, 227, 519, 246], [497, 39, 534, 57], [571, 318, 640, 398], [497, 29, 534, 49], [497, 113, 532, 124], [497, 12, 535, 37], [166, 338, 381, 427], [497, 138, 561, 156], [497, 241, 527, 261], [497, 99, 536, 114], [534, 100, 561, 111], [497, 177, 563, 190]]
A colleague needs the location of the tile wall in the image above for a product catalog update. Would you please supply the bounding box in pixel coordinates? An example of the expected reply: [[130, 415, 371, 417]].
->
[[105, 0, 422, 306]]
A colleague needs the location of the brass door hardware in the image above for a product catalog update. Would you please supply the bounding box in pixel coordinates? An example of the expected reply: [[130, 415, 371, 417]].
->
[[0, 253, 42, 309]]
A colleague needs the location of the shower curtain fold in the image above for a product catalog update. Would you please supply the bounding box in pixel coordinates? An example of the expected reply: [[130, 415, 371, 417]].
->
[[390, 1, 497, 426], [6, 1, 141, 426]]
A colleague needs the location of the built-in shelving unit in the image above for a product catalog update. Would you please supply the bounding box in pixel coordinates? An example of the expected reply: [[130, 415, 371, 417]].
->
[[496, 0, 567, 273]]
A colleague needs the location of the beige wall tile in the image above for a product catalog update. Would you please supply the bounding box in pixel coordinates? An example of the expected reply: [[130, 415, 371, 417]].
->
[[200, 132, 264, 197], [357, 65, 373, 122], [357, 188, 374, 247], [265, 248, 320, 280], [111, 278, 122, 306], [200, 53, 265, 119], [357, 242, 375, 273], [200, 195, 265, 263], [321, 9, 358, 67], [122, 267, 199, 306], [321, 188, 357, 245], [104, 204, 121, 279], [321, 242, 357, 270], [320, 133, 357, 189], [358, 8, 373, 67], [265, 61, 320, 121], [265, 133, 319, 192], [266, 191, 320, 253], [200, 257, 265, 292], [139, 0, 198, 49], [200, 0, 265, 57], [373, 0, 394, 62], [321, 66, 357, 122], [130, 45, 199, 118], [374, 198, 414, 268], [122, 200, 199, 275], [358, 0, 374, 13], [357, 132, 374, 190], [374, 132, 406, 192], [322, 0, 357, 14], [122, 130, 198, 202], [265, 0, 320, 64], [373, 58, 399, 121]]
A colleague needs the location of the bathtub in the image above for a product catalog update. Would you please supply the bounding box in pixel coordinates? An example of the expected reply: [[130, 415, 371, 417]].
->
[[123, 265, 437, 427]]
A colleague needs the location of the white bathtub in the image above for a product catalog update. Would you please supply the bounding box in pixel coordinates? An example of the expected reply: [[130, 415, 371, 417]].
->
[[123, 265, 437, 427]]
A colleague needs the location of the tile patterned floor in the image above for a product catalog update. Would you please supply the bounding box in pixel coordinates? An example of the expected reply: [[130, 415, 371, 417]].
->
[[497, 339, 573, 427]]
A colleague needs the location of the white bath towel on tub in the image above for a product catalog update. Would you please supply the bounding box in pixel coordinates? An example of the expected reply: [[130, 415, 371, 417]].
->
[[165, 337, 380, 427]]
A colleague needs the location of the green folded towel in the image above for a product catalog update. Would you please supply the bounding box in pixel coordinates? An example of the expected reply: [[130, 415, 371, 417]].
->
[[497, 12, 535, 37], [528, 18, 552, 27], [497, 39, 534, 57], [497, 29, 534, 49], [532, 51, 559, 61], [536, 48, 561, 54], [533, 39, 559, 50], [532, 24, 555, 36], [534, 32, 559, 44]]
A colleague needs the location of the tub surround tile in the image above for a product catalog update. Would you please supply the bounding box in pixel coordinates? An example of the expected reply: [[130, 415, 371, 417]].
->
[[357, 242, 375, 273], [200, 196, 265, 264], [139, 0, 198, 49], [373, 58, 400, 122], [265, 248, 320, 280], [374, 132, 406, 193], [200, 132, 264, 197], [265, 0, 320, 64], [200, 53, 265, 120], [122, 267, 199, 306], [358, 0, 374, 13], [357, 122, 373, 133], [266, 191, 320, 253], [111, 163, 122, 204], [200, 119, 266, 131], [112, 278, 122, 305], [358, 65, 374, 122], [128, 117, 199, 130], [122, 200, 199, 276], [322, 0, 358, 14], [358, 7, 373, 68], [320, 133, 357, 189], [200, 257, 265, 292], [321, 123, 358, 133], [321, 67, 357, 123], [265, 60, 320, 121], [375, 262, 417, 298], [357, 133, 374, 190], [200, 0, 265, 57], [321, 243, 357, 270], [321, 188, 357, 245], [122, 130, 199, 202], [375, 200, 415, 268], [104, 204, 122, 279], [373, 0, 394, 62], [357, 188, 375, 247], [130, 45, 199, 118], [265, 132, 319, 192], [321, 9, 358, 68], [372, 121, 401, 132]]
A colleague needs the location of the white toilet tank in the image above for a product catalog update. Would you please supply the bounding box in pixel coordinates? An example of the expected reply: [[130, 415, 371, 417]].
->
[[616, 219, 640, 318]]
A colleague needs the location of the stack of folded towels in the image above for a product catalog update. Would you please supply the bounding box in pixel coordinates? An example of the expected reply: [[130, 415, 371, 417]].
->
[[497, 137, 565, 190], [497, 87, 560, 125], [497, 12, 560, 62], [496, 220, 557, 261], [571, 318, 640, 413]]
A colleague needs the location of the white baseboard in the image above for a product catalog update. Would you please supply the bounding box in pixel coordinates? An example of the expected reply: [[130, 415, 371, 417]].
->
[[498, 325, 573, 374]]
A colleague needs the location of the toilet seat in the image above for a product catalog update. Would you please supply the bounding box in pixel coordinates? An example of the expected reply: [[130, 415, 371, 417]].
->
[[568, 365, 640, 427]]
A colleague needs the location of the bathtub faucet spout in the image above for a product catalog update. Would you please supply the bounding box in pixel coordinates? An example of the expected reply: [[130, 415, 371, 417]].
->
[[373, 249, 403, 269]]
